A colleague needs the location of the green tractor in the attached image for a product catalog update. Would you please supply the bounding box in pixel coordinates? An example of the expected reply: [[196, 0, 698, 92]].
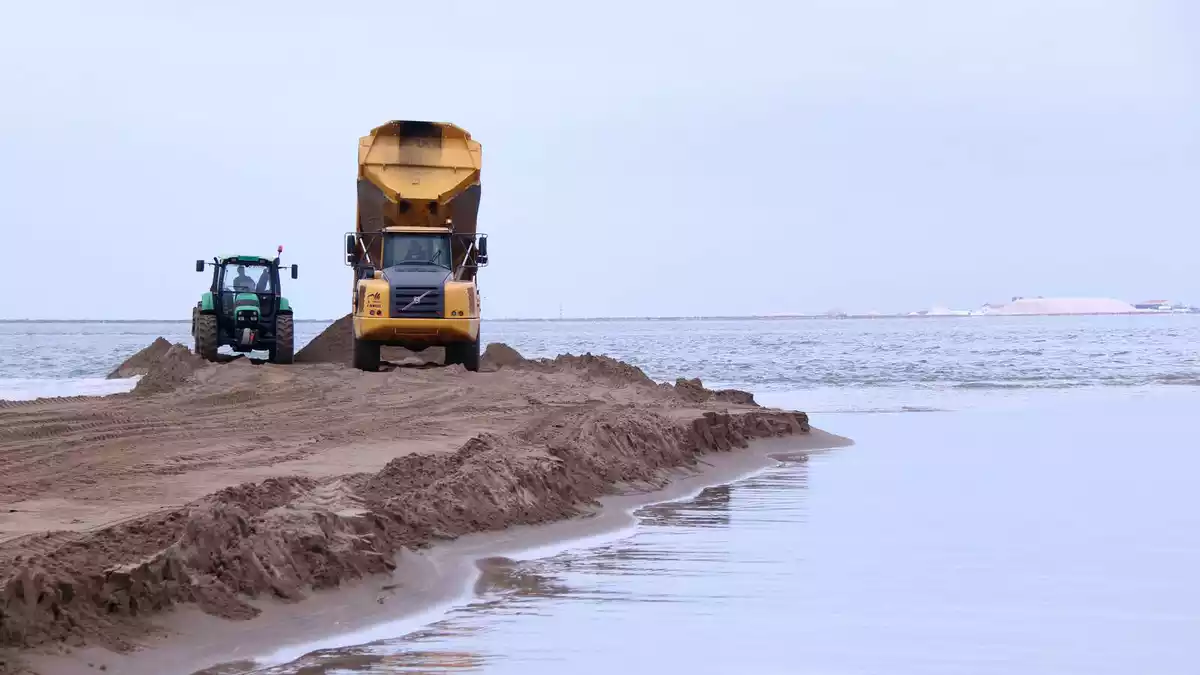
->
[[192, 247, 298, 364]]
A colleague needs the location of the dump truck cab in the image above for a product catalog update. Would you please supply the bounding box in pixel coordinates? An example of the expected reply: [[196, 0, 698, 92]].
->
[[346, 120, 489, 372], [193, 250, 298, 364]]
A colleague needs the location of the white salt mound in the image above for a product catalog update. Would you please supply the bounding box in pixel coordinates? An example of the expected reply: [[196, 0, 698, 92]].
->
[[990, 297, 1137, 315]]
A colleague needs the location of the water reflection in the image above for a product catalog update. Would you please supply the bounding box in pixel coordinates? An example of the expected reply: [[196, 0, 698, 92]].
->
[[247, 645, 485, 674], [473, 556, 572, 597], [258, 455, 813, 673], [191, 661, 259, 675], [639, 483, 733, 529]]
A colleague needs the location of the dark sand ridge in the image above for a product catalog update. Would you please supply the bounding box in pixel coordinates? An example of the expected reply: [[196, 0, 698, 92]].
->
[[0, 325, 827, 674]]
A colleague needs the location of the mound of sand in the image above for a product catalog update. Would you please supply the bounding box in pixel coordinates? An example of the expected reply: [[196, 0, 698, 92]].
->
[[674, 377, 757, 406], [292, 314, 351, 363], [295, 314, 442, 366], [132, 343, 206, 396], [481, 343, 525, 369], [517, 353, 654, 386], [106, 330, 746, 406], [295, 314, 575, 374], [107, 337, 174, 379], [104, 336, 207, 396]]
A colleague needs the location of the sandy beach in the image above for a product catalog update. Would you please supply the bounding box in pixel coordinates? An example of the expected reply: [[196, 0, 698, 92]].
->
[[0, 319, 843, 675]]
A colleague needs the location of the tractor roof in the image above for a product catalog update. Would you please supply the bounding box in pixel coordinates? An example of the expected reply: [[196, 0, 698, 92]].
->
[[219, 255, 274, 264]]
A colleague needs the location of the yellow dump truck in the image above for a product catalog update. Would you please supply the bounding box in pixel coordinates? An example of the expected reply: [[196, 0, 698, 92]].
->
[[345, 120, 489, 371]]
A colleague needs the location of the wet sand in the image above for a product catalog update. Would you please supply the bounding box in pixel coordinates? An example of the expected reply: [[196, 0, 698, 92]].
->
[[0, 333, 832, 675]]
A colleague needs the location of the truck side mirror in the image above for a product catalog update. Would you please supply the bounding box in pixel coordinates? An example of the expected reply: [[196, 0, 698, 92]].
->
[[346, 234, 356, 256], [195, 260, 205, 272], [291, 264, 299, 279], [477, 235, 489, 265]]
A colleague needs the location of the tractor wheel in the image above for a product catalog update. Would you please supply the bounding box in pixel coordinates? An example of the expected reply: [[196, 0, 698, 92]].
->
[[271, 314, 294, 364], [353, 336, 380, 372], [194, 312, 220, 362]]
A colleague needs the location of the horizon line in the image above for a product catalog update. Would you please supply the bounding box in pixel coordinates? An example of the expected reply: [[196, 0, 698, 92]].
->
[[0, 312, 1196, 324]]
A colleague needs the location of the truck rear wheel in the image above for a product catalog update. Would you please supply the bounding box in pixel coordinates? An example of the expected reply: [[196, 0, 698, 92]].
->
[[271, 314, 294, 364], [353, 336, 380, 372], [194, 312, 219, 362]]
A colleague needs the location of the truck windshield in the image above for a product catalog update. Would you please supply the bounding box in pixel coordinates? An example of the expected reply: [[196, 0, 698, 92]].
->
[[382, 234, 451, 269], [222, 263, 273, 293]]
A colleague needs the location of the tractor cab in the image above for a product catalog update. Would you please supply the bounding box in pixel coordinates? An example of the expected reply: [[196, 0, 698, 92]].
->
[[211, 257, 281, 322], [192, 248, 298, 363]]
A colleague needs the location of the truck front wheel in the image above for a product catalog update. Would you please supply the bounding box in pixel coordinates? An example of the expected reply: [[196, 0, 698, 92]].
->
[[464, 338, 480, 372], [353, 336, 380, 372], [447, 338, 480, 372], [194, 312, 220, 362]]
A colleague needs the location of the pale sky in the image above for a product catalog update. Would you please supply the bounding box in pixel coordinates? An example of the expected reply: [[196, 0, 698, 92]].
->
[[1, 0, 1197, 319]]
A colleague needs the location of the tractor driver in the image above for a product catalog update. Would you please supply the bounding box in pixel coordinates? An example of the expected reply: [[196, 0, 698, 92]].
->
[[232, 265, 256, 291]]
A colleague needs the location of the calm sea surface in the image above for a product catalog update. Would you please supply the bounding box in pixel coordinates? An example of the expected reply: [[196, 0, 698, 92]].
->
[[3, 316, 1198, 674]]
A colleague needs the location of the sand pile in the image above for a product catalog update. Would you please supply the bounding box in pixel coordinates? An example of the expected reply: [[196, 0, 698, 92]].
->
[[481, 343, 525, 369], [0, 406, 809, 652], [514, 356, 753, 402], [130, 343, 206, 396], [488, 349, 751, 402], [295, 314, 441, 366], [292, 314, 352, 363], [105, 336, 207, 397], [294, 314, 615, 375], [516, 353, 655, 385], [107, 337, 174, 379], [673, 377, 757, 406]]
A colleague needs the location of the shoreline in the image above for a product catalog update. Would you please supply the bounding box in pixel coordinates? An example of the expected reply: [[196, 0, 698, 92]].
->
[[28, 430, 850, 675]]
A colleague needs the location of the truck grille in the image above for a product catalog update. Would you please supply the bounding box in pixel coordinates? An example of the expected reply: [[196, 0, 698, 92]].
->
[[392, 286, 443, 318]]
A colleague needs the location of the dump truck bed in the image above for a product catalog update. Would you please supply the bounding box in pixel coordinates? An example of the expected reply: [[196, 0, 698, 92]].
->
[[356, 120, 482, 238]]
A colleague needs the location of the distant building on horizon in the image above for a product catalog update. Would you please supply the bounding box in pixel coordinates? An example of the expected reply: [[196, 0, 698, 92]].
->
[[1134, 300, 1172, 311], [989, 297, 1138, 316]]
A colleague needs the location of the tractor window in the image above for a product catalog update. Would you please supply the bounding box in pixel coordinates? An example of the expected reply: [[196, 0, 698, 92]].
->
[[222, 263, 271, 293], [382, 234, 451, 269]]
